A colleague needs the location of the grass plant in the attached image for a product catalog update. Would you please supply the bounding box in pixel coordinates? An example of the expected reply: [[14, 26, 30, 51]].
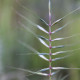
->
[[10, 0, 80, 80]]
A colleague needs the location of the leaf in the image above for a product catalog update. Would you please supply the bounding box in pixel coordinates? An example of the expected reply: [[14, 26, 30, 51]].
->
[[8, 66, 48, 76], [39, 55, 49, 61], [40, 18, 49, 26], [38, 38, 49, 47], [51, 18, 63, 25], [52, 54, 71, 61], [39, 68, 49, 72], [52, 45, 64, 49], [51, 7, 80, 25], [52, 38, 63, 41], [36, 72, 48, 76], [52, 22, 70, 34], [52, 41, 80, 49], [52, 51, 77, 62], [52, 51, 67, 55], [52, 42, 80, 49], [52, 33, 80, 41], [52, 67, 80, 70], [39, 53, 49, 55], [38, 35, 48, 41], [37, 25, 48, 34]]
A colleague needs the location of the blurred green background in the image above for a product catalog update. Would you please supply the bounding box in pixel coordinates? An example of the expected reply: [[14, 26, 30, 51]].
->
[[0, 0, 80, 80]]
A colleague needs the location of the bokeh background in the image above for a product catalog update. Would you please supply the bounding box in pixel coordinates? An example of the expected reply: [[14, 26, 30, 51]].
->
[[0, 0, 80, 80]]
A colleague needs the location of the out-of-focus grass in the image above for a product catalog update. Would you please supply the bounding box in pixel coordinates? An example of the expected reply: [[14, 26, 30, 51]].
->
[[0, 0, 16, 71]]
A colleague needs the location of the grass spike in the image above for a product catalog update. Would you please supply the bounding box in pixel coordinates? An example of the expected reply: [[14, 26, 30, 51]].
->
[[16, 0, 80, 80]]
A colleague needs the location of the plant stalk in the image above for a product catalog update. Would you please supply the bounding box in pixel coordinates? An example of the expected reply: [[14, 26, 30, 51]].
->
[[48, 0, 52, 80]]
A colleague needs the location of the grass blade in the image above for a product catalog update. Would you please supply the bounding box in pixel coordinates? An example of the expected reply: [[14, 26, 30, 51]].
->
[[37, 25, 48, 34], [52, 33, 80, 41], [39, 55, 49, 61], [51, 7, 80, 25], [39, 53, 49, 55], [52, 67, 80, 70], [39, 68, 49, 72], [40, 18, 49, 26], [52, 45, 64, 48], [52, 22, 70, 34], [52, 54, 71, 61], [38, 35, 48, 41], [52, 51, 67, 55], [38, 38, 49, 47]]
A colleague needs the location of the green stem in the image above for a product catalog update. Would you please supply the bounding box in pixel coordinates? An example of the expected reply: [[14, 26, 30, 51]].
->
[[49, 0, 52, 80]]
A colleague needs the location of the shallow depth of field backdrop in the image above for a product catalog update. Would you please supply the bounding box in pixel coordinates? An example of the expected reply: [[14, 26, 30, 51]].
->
[[0, 0, 80, 80]]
